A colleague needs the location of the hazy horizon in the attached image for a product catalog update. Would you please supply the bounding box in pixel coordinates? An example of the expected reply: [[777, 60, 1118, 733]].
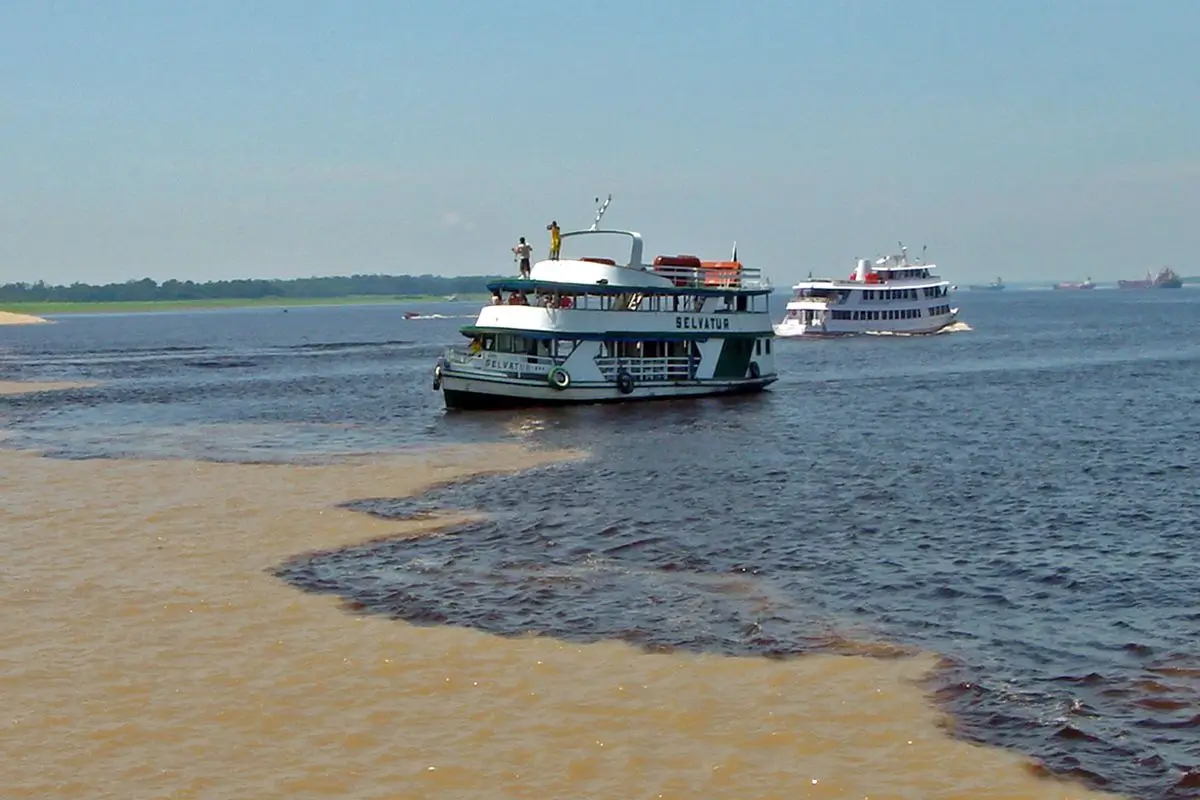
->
[[3, 0, 1197, 287]]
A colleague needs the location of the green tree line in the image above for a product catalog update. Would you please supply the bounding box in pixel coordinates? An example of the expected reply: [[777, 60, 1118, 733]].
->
[[0, 274, 505, 303]]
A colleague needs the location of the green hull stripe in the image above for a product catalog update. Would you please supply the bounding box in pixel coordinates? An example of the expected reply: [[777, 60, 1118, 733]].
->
[[712, 337, 757, 379]]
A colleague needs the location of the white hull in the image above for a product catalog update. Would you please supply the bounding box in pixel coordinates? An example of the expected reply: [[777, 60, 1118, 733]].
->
[[774, 309, 959, 337]]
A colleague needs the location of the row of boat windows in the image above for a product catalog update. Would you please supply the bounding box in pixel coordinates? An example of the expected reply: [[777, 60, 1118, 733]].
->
[[858, 286, 948, 301], [598, 338, 773, 358], [929, 304, 953, 316], [601, 340, 700, 359], [474, 334, 559, 357], [489, 291, 760, 313], [832, 308, 922, 321], [472, 334, 773, 359], [877, 269, 935, 279]]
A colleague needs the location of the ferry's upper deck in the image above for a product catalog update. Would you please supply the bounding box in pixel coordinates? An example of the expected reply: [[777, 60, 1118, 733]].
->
[[490, 228, 771, 299], [789, 249, 947, 294]]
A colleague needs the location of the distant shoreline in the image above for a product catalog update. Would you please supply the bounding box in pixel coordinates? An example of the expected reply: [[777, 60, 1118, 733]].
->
[[0, 294, 489, 316]]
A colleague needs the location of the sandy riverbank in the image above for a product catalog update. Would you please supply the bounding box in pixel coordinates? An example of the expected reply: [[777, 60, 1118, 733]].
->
[[0, 382, 1119, 800], [0, 311, 52, 325], [0, 380, 98, 396]]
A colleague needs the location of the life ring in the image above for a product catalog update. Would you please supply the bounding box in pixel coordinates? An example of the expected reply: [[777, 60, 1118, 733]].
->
[[432, 362, 443, 391], [616, 369, 634, 395], [748, 361, 761, 379], [548, 367, 570, 390]]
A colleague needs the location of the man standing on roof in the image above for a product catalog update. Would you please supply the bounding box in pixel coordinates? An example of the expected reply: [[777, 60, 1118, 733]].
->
[[547, 220, 561, 260], [513, 236, 532, 278]]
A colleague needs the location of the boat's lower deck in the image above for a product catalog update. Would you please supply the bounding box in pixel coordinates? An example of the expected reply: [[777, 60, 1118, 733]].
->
[[775, 305, 959, 337], [434, 332, 777, 408], [441, 374, 776, 409]]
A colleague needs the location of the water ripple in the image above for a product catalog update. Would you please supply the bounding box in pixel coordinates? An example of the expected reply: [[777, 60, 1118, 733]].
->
[[7, 293, 1200, 797]]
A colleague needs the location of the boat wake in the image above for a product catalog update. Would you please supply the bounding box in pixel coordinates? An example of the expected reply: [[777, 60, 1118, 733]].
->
[[864, 321, 973, 337]]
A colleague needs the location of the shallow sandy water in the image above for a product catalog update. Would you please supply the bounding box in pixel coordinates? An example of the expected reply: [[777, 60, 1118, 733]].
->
[[0, 311, 52, 326], [0, 382, 1119, 800], [0, 380, 97, 396]]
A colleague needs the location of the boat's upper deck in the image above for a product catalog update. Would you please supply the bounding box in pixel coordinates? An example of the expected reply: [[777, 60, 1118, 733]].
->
[[791, 251, 946, 293], [494, 228, 770, 296]]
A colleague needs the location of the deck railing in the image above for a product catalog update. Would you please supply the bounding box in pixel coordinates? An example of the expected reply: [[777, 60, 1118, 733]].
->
[[594, 355, 694, 382], [651, 265, 770, 291]]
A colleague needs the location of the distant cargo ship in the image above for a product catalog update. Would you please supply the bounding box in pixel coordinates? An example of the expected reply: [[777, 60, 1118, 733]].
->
[[1118, 267, 1182, 289], [1053, 277, 1096, 291], [967, 277, 1005, 291]]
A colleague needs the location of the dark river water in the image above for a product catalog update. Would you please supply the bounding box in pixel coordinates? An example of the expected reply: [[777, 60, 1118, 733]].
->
[[3, 289, 1199, 798]]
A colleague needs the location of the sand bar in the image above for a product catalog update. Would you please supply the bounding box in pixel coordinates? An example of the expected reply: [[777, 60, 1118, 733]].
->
[[0, 380, 99, 396], [0, 431, 1121, 800], [0, 311, 52, 325]]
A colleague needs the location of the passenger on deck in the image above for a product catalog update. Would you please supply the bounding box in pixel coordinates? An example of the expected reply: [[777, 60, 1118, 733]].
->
[[513, 237, 532, 278], [491, 290, 503, 305], [546, 220, 561, 260]]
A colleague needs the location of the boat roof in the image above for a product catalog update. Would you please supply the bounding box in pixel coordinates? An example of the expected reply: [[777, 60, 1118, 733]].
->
[[488, 276, 772, 297], [458, 325, 762, 341], [789, 277, 948, 290], [515, 223, 771, 294]]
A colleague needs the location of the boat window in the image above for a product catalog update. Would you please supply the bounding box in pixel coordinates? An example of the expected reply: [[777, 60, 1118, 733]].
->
[[765, 338, 772, 354], [755, 339, 762, 356]]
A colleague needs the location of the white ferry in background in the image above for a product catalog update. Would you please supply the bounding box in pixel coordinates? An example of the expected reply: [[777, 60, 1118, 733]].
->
[[432, 197, 778, 409], [773, 244, 958, 337]]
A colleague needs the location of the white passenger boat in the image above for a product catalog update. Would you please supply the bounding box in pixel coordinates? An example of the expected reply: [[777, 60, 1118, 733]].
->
[[432, 198, 778, 409], [773, 244, 958, 337]]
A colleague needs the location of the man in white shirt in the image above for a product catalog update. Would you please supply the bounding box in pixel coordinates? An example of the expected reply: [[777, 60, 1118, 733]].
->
[[512, 237, 532, 278]]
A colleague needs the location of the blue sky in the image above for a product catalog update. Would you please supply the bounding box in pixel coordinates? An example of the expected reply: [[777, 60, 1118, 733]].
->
[[1, 0, 1197, 285]]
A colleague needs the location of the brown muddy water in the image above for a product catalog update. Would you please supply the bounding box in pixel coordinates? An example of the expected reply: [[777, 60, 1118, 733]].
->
[[2, 417, 1110, 799], [4, 295, 1200, 798]]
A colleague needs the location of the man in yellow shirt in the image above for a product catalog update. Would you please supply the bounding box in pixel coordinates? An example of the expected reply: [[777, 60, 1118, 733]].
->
[[547, 220, 561, 260]]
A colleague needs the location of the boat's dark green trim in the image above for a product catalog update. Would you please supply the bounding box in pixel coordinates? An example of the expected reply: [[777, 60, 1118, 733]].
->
[[442, 381, 774, 410], [712, 337, 756, 379]]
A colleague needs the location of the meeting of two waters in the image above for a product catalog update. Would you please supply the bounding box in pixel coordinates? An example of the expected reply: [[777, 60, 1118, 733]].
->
[[2, 289, 1198, 799]]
